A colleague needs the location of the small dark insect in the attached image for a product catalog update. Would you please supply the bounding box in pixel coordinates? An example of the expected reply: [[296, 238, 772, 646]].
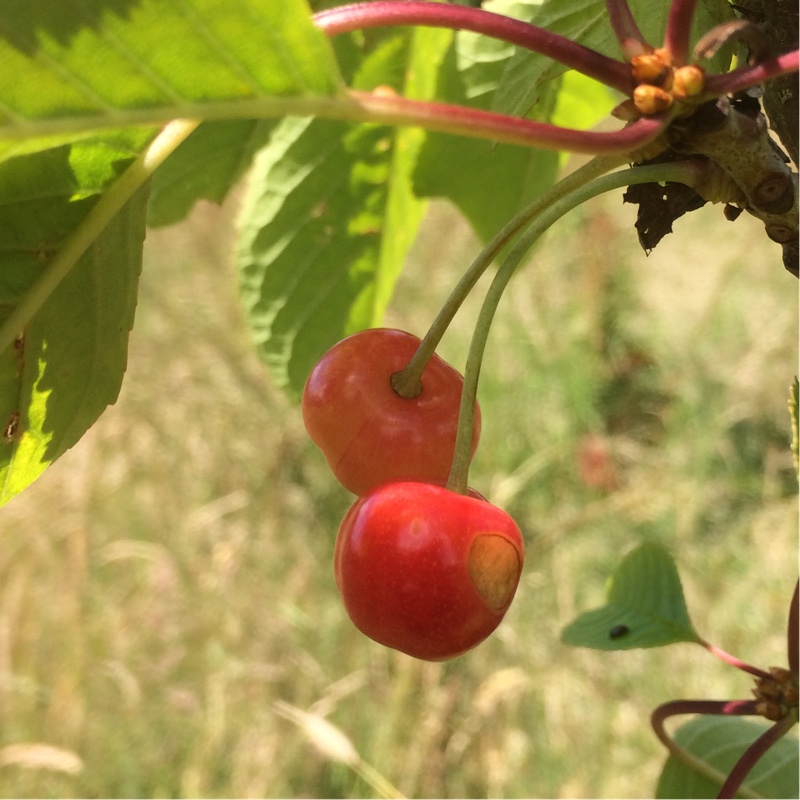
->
[[608, 624, 630, 640]]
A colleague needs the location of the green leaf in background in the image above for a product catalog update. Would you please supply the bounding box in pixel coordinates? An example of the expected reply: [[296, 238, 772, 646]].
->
[[146, 119, 279, 227], [561, 541, 701, 650], [0, 128, 153, 504], [549, 70, 617, 163], [147, 21, 370, 228], [0, 190, 147, 504], [656, 716, 799, 799], [493, 0, 734, 119], [413, 0, 560, 243], [236, 27, 450, 396], [0, 0, 341, 153]]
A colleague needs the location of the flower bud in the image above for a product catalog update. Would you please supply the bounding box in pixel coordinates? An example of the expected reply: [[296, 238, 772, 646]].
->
[[633, 85, 673, 115], [672, 65, 705, 98], [631, 53, 673, 88]]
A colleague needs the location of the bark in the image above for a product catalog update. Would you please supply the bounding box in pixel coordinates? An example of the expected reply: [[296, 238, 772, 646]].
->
[[758, 0, 799, 167]]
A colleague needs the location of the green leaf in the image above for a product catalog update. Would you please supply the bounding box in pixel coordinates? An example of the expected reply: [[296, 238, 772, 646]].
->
[[493, 0, 734, 119], [656, 716, 799, 799], [0, 128, 153, 504], [236, 28, 448, 396], [147, 119, 278, 227], [0, 0, 341, 150], [0, 190, 147, 504], [561, 541, 701, 650], [413, 0, 560, 243], [147, 21, 389, 228], [549, 71, 617, 147]]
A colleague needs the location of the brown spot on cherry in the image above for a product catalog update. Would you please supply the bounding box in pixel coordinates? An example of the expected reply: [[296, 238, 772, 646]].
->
[[468, 534, 522, 611]]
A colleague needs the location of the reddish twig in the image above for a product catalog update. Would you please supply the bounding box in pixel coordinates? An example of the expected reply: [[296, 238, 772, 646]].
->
[[697, 638, 774, 682], [314, 1, 632, 93], [347, 88, 671, 154], [605, 0, 652, 60], [664, 0, 699, 65], [651, 699, 761, 797], [717, 714, 796, 799], [652, 698, 759, 751], [703, 50, 800, 98]]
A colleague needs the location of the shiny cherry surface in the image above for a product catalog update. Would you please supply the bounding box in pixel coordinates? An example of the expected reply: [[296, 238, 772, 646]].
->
[[302, 328, 481, 495], [334, 481, 524, 661]]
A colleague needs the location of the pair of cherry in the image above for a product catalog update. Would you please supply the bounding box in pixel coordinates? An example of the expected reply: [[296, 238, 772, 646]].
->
[[302, 328, 524, 661]]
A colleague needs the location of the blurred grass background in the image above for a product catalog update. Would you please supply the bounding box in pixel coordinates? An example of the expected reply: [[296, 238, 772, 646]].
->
[[0, 170, 797, 798]]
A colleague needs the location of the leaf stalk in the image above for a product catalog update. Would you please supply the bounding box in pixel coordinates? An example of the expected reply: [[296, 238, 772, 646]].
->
[[664, 0, 699, 66], [604, 0, 652, 60], [314, 1, 632, 94], [650, 698, 763, 800], [702, 50, 800, 100]]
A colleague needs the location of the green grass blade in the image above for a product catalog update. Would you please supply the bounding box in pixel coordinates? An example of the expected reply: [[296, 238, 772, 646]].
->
[[789, 377, 798, 478]]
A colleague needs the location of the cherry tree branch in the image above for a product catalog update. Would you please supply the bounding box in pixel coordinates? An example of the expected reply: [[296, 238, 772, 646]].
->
[[664, 0, 698, 65], [314, 1, 632, 94]]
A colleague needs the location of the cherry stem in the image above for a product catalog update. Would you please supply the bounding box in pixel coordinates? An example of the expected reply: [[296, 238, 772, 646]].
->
[[717, 713, 796, 799], [788, 579, 798, 675], [314, 1, 632, 94], [392, 152, 627, 398], [702, 49, 800, 100], [696, 637, 774, 682], [444, 156, 710, 494], [605, 0, 652, 60], [664, 0, 698, 66], [650, 698, 764, 800]]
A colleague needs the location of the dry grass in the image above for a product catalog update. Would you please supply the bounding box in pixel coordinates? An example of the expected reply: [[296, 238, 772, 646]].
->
[[0, 184, 796, 798]]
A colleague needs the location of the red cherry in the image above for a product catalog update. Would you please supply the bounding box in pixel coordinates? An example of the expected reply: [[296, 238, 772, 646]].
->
[[302, 328, 481, 496], [334, 482, 524, 661]]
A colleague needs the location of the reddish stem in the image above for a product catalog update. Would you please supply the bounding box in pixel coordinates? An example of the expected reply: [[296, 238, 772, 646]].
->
[[788, 580, 798, 675], [651, 699, 760, 796], [717, 714, 796, 799], [698, 638, 774, 682], [703, 50, 800, 98], [348, 89, 670, 154], [605, 0, 652, 60], [314, 1, 633, 94], [664, 0, 698, 65], [652, 699, 759, 752]]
